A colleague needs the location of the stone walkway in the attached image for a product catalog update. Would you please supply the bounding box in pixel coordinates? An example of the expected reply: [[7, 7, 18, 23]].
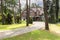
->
[[0, 22, 45, 39]]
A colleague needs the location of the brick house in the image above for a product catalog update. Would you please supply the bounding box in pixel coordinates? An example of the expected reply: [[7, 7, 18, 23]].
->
[[21, 7, 44, 21]]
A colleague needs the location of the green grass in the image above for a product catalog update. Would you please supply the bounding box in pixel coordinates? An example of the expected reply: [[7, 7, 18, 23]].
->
[[0, 24, 26, 30], [49, 23, 60, 27], [3, 30, 60, 40], [0, 21, 31, 30], [56, 24, 60, 26]]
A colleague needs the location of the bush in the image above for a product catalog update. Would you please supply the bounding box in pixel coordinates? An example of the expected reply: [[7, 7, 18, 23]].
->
[[0, 15, 2, 22], [16, 16, 20, 23], [6, 13, 12, 24], [48, 16, 57, 23], [59, 19, 60, 22], [29, 17, 33, 24]]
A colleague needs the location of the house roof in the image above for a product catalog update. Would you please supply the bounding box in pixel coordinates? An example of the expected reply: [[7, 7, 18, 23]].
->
[[22, 7, 44, 15]]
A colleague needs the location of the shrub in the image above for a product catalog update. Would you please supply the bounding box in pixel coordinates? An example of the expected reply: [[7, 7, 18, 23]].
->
[[59, 19, 60, 22], [16, 16, 20, 23], [6, 13, 12, 24], [29, 17, 33, 24]]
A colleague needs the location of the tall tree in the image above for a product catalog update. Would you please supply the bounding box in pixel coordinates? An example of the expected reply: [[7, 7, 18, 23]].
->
[[8, 0, 17, 24], [19, 0, 21, 23], [1, 0, 5, 24], [26, 0, 29, 26], [56, 0, 59, 22], [6, 0, 17, 24], [47, 0, 58, 23], [50, 0, 57, 23], [29, 0, 30, 16], [43, 0, 49, 30]]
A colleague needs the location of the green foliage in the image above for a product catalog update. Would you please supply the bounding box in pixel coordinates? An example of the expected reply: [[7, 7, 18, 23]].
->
[[29, 17, 33, 24], [5, 0, 17, 5], [3, 6, 8, 14], [59, 19, 60, 22], [15, 16, 20, 24], [6, 13, 13, 24], [49, 15, 57, 23], [31, 3, 41, 8], [0, 0, 18, 24], [0, 16, 2, 21]]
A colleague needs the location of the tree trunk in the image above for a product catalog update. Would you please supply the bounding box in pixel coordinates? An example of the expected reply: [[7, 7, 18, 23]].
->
[[56, 0, 59, 22], [1, 0, 5, 25], [29, 0, 30, 23], [13, 4, 16, 24], [43, 0, 49, 30], [26, 0, 29, 26], [19, 0, 21, 23], [5, 0, 7, 14]]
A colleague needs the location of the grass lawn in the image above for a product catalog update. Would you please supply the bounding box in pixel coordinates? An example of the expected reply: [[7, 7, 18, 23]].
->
[[56, 23, 60, 26], [49, 23, 60, 31], [0, 24, 26, 30], [3, 30, 60, 40], [0, 21, 31, 30]]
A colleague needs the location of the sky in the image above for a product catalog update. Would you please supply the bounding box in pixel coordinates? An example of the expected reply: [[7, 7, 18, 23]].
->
[[17, 0, 43, 8]]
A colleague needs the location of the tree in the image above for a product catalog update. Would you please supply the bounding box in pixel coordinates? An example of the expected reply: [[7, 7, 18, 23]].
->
[[26, 0, 29, 26], [49, 0, 58, 23], [19, 0, 21, 23], [31, 3, 41, 8], [4, 0, 17, 24], [1, 0, 5, 24], [46, 0, 59, 23], [31, 3, 36, 8], [6, 0, 17, 24], [43, 0, 49, 30], [56, 0, 59, 22]]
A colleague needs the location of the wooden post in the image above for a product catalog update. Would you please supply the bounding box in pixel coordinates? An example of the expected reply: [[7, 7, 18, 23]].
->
[[43, 0, 49, 30]]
